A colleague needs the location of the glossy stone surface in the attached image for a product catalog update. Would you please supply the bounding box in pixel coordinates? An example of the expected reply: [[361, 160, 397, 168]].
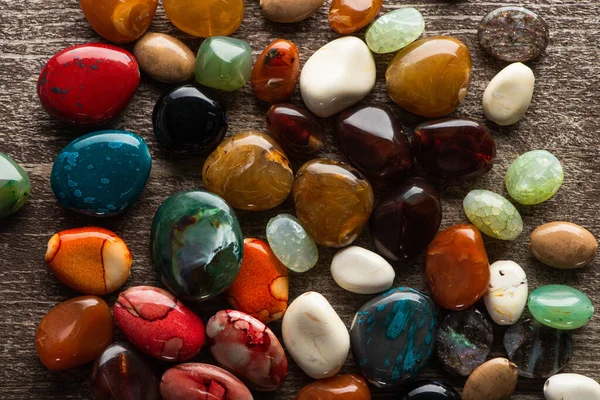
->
[[506, 150, 563, 205], [330, 246, 395, 294], [436, 308, 493, 376], [35, 296, 113, 370], [293, 159, 374, 247], [0, 153, 30, 217], [80, 0, 157, 43], [51, 130, 152, 217], [225, 238, 289, 323], [163, 0, 243, 37], [266, 103, 325, 159], [529, 285, 594, 330], [530, 222, 597, 269], [45, 227, 131, 295], [544, 374, 600, 400], [153, 84, 227, 157], [260, 0, 325, 23], [266, 213, 319, 273], [296, 374, 371, 399], [504, 319, 573, 378], [329, 0, 382, 34], [350, 288, 437, 389], [463, 189, 523, 240], [92, 342, 160, 400], [462, 358, 518, 400], [202, 131, 293, 211], [252, 39, 300, 103], [484, 260, 528, 325], [397, 380, 460, 400], [478, 6, 549, 62], [38, 44, 140, 127], [151, 190, 243, 301], [133, 33, 195, 83], [413, 118, 496, 179], [336, 104, 413, 187], [366, 8, 424, 54], [195, 37, 252, 91], [370, 177, 441, 260], [386, 36, 471, 118], [206, 310, 288, 391], [426, 224, 490, 310]]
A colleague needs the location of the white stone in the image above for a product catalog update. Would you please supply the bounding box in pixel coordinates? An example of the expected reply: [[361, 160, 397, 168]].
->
[[282, 292, 349, 379], [482, 62, 535, 126], [300, 36, 376, 118], [544, 373, 600, 400], [330, 246, 395, 294], [484, 260, 528, 325]]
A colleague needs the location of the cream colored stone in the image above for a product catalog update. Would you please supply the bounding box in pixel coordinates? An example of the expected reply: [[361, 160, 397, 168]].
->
[[133, 32, 195, 83], [330, 246, 395, 294], [544, 373, 600, 400], [483, 62, 534, 125], [484, 260, 527, 325]]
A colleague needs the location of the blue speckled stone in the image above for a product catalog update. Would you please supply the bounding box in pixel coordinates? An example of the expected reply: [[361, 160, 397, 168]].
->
[[51, 130, 152, 217], [350, 287, 437, 389]]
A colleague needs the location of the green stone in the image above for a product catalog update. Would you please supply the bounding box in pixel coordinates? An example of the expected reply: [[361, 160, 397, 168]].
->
[[266, 213, 319, 273], [0, 153, 30, 217], [505, 150, 563, 205], [151, 190, 244, 301], [463, 189, 523, 240], [195, 36, 252, 91], [528, 285, 594, 330], [366, 8, 425, 54]]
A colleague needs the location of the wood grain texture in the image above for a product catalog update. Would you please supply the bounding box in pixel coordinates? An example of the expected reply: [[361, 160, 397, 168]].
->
[[1, 0, 599, 398]]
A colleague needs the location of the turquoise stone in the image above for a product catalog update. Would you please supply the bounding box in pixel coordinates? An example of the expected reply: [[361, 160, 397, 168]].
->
[[50, 130, 151, 217], [366, 8, 425, 54], [195, 36, 252, 91], [505, 150, 564, 205], [528, 285, 594, 330], [463, 189, 523, 240], [0, 153, 30, 217], [151, 190, 244, 301], [266, 213, 318, 273]]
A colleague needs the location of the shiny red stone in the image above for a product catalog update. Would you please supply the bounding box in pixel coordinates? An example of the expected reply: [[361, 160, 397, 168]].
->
[[251, 39, 300, 103], [266, 103, 325, 159]]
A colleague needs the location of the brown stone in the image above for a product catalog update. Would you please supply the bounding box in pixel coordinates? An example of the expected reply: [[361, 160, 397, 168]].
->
[[133, 33, 195, 83], [530, 222, 597, 269], [462, 358, 518, 400], [260, 0, 326, 23], [296, 374, 371, 399]]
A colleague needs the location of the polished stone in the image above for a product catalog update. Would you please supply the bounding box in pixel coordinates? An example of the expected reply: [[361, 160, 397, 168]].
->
[[260, 0, 325, 23], [329, 0, 382, 34], [397, 380, 460, 400], [0, 153, 30, 217], [252, 39, 300, 103], [463, 189, 523, 240], [80, 0, 157, 43], [195, 36, 252, 91], [266, 214, 319, 273], [330, 246, 395, 294], [506, 150, 563, 205], [133, 33, 195, 83], [163, 0, 243, 37], [529, 285, 594, 330], [366, 8, 424, 54], [530, 222, 597, 269], [484, 260, 528, 325], [296, 374, 371, 399], [462, 358, 518, 400], [544, 374, 600, 400]]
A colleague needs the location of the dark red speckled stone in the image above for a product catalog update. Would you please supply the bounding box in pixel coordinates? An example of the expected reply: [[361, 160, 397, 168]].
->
[[266, 103, 325, 159]]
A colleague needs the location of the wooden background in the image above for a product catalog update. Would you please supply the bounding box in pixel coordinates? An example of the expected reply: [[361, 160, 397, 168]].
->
[[1, 0, 599, 398]]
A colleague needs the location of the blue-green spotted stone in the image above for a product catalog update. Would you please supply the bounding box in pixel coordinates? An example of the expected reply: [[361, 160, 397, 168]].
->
[[0, 153, 30, 217], [505, 150, 563, 205], [366, 8, 425, 54], [463, 189, 523, 240]]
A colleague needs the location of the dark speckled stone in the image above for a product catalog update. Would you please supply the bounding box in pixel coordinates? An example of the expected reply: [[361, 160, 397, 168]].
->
[[397, 380, 461, 400]]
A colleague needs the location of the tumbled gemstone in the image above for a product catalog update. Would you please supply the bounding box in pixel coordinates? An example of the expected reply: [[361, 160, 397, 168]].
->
[[397, 380, 460, 400], [195, 36, 252, 91], [462, 358, 519, 400], [266, 103, 325, 159], [329, 0, 382, 34], [530, 222, 597, 269], [505, 150, 563, 205], [297, 374, 371, 399], [133, 33, 196, 83], [463, 189, 523, 240], [163, 0, 244, 37], [528, 285, 594, 330], [0, 153, 30, 217], [266, 214, 319, 273], [251, 39, 300, 103], [366, 8, 424, 54]]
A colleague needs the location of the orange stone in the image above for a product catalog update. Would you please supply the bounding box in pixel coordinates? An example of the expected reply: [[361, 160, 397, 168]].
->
[[296, 374, 371, 399], [426, 224, 490, 310], [226, 238, 289, 323], [163, 0, 244, 38], [251, 39, 300, 103], [329, 0, 383, 35]]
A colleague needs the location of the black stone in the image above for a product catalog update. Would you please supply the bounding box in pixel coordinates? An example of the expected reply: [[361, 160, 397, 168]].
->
[[397, 380, 461, 400]]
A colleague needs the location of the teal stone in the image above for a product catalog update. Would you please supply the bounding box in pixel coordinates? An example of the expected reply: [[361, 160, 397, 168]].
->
[[366, 8, 425, 54], [195, 36, 252, 91], [50, 130, 151, 217], [505, 150, 564, 205], [463, 189, 523, 240], [151, 190, 244, 301], [528, 285, 594, 330], [0, 153, 30, 217], [266, 213, 319, 273]]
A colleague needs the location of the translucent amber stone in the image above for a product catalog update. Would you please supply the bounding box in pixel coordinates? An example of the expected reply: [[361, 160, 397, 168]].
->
[[329, 0, 383, 35], [252, 39, 300, 103], [163, 0, 244, 38]]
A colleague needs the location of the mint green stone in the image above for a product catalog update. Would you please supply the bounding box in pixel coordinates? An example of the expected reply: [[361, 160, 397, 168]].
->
[[366, 8, 425, 54], [266, 213, 318, 273], [529, 285, 594, 330], [0, 153, 30, 217], [505, 150, 564, 205], [463, 189, 523, 240], [195, 36, 252, 92]]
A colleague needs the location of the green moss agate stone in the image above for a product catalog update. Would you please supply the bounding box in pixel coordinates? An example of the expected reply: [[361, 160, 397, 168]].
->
[[505, 150, 563, 205], [151, 190, 244, 301], [528, 285, 594, 330], [366, 8, 424, 54], [0, 153, 30, 217], [266, 213, 318, 273], [195, 36, 252, 91], [463, 189, 523, 240]]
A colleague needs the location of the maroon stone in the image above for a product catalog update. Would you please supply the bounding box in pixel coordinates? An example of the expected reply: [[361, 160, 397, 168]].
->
[[266, 103, 325, 159]]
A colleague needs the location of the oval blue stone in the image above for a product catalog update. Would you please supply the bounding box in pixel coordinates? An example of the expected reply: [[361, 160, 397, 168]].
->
[[51, 130, 152, 216]]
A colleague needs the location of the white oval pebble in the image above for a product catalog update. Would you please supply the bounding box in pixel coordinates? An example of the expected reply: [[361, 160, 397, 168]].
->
[[282, 292, 349, 379], [483, 260, 528, 325], [482, 62, 535, 126], [544, 373, 600, 400], [300, 36, 376, 118], [330, 246, 395, 294]]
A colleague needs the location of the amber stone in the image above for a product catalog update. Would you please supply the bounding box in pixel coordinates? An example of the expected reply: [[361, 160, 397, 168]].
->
[[296, 374, 371, 399], [426, 224, 490, 310], [336, 104, 413, 187], [293, 159, 374, 248], [35, 296, 114, 370], [413, 118, 496, 179], [370, 178, 442, 261], [329, 0, 383, 35], [202, 131, 294, 211], [386, 36, 472, 118], [163, 0, 244, 38], [252, 39, 300, 103]]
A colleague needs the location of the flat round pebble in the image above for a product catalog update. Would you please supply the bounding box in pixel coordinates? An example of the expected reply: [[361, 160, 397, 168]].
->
[[506, 150, 563, 205], [463, 189, 523, 240], [330, 246, 395, 294], [544, 373, 600, 400], [484, 260, 528, 325], [530, 221, 597, 269], [133, 33, 195, 83], [462, 358, 518, 400], [366, 8, 424, 54], [266, 214, 319, 273], [528, 285, 594, 330]]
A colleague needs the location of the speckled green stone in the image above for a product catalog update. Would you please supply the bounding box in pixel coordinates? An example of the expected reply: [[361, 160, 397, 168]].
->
[[505, 150, 563, 205], [195, 36, 252, 91], [463, 189, 523, 240], [366, 8, 425, 54], [266, 213, 319, 273], [529, 285, 594, 330], [0, 153, 30, 217]]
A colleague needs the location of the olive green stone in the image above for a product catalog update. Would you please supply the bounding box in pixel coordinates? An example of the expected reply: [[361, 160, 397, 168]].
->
[[195, 36, 252, 91], [505, 150, 563, 205], [528, 285, 594, 330], [0, 153, 30, 217], [463, 189, 523, 240], [366, 8, 424, 54]]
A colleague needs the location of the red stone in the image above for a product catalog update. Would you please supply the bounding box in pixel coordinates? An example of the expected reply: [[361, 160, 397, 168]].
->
[[266, 103, 325, 159], [251, 39, 300, 103]]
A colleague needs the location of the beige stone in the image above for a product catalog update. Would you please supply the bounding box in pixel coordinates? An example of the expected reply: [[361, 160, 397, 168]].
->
[[530, 221, 597, 269], [462, 358, 518, 400], [133, 33, 195, 83], [260, 0, 326, 23]]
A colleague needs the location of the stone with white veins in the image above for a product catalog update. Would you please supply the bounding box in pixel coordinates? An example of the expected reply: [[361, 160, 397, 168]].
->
[[484, 260, 528, 325], [544, 373, 600, 400], [330, 246, 395, 294]]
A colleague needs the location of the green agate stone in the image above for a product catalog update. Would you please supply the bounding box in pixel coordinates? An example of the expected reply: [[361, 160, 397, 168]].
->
[[0, 153, 30, 217], [195, 36, 252, 91], [529, 285, 594, 330], [266, 213, 319, 273], [151, 190, 244, 301], [366, 8, 424, 54], [463, 189, 523, 240], [505, 150, 563, 205]]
